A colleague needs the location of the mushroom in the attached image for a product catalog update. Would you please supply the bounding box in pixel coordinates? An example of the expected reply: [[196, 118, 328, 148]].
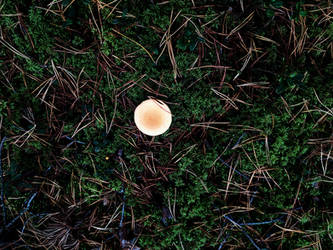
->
[[134, 99, 172, 136]]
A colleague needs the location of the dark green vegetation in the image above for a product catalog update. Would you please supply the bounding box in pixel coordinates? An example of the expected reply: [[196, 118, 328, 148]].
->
[[0, 0, 332, 249]]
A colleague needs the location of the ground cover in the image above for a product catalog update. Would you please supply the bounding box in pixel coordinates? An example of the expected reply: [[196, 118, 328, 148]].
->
[[0, 0, 332, 249]]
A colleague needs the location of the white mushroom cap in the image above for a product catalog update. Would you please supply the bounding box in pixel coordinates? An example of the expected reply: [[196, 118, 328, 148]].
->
[[134, 99, 172, 136]]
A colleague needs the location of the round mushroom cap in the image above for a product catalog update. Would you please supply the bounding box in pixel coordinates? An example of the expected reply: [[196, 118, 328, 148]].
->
[[134, 99, 172, 136]]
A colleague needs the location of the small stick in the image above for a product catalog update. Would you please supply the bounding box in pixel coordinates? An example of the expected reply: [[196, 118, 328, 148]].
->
[[0, 136, 7, 227]]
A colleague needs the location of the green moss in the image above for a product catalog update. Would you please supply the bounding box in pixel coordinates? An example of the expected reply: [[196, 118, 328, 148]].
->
[[0, 0, 332, 249]]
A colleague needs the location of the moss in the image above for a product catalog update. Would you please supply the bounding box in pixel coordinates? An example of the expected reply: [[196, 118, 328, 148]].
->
[[0, 0, 332, 249]]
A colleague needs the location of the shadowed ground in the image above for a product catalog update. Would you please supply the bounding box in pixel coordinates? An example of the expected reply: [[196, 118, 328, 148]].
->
[[0, 0, 332, 249]]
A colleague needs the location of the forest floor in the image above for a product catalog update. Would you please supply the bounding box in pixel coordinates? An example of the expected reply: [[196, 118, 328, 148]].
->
[[0, 0, 332, 249]]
